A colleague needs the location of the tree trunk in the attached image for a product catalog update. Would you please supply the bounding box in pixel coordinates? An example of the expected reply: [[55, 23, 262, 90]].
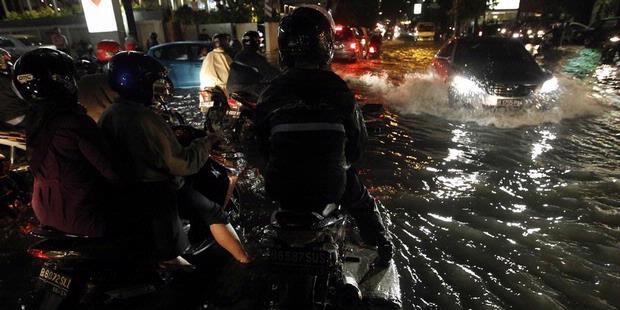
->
[[122, 0, 138, 39], [1, 0, 8, 17]]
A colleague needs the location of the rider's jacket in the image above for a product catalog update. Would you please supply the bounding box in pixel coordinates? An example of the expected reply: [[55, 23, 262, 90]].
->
[[200, 47, 232, 94], [227, 49, 279, 98], [255, 68, 367, 210], [28, 104, 117, 236], [98, 99, 212, 187]]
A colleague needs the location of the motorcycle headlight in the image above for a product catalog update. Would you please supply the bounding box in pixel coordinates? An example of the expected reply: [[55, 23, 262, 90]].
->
[[539, 77, 559, 93], [452, 75, 485, 95], [610, 36, 620, 43]]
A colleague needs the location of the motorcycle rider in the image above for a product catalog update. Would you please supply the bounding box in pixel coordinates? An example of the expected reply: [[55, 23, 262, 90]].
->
[[99, 52, 250, 268], [227, 31, 279, 99], [12, 48, 118, 237], [0, 48, 29, 127], [255, 6, 393, 266], [200, 33, 232, 95]]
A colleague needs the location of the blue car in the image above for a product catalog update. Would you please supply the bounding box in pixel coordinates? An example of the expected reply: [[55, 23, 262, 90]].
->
[[148, 41, 212, 89]]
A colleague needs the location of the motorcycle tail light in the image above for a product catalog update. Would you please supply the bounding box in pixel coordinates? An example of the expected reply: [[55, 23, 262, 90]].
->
[[28, 249, 50, 260], [369, 46, 376, 53], [350, 42, 357, 50]]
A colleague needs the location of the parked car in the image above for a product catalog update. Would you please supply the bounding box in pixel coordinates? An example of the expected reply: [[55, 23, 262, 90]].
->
[[414, 22, 436, 41], [0, 35, 55, 58], [432, 37, 558, 109], [334, 25, 363, 62], [148, 41, 212, 89], [582, 17, 620, 47]]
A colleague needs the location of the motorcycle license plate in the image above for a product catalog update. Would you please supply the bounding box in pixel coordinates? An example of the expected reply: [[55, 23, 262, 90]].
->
[[269, 247, 332, 269], [38, 267, 73, 297], [497, 99, 523, 109]]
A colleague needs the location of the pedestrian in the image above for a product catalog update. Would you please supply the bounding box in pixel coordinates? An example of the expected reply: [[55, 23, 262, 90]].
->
[[50, 27, 70, 54], [146, 32, 160, 50]]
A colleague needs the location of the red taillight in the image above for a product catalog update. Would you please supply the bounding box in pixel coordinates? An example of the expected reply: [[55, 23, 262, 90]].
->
[[335, 25, 344, 32], [369, 46, 376, 53], [350, 42, 357, 50], [28, 248, 50, 260]]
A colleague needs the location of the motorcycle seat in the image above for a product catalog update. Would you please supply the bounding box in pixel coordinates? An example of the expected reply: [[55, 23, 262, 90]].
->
[[30, 226, 101, 240], [272, 204, 344, 231]]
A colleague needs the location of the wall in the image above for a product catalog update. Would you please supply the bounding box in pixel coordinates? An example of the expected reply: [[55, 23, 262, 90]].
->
[[198, 23, 234, 38]]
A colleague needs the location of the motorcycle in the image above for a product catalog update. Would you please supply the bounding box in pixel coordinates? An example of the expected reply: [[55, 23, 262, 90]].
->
[[261, 203, 402, 309], [24, 123, 243, 309], [229, 91, 258, 142]]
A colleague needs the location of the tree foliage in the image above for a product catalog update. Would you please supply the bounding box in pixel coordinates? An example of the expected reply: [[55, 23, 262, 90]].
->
[[332, 0, 379, 27]]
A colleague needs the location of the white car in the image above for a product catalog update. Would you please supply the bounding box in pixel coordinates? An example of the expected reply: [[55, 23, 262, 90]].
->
[[414, 22, 436, 41], [0, 35, 56, 58]]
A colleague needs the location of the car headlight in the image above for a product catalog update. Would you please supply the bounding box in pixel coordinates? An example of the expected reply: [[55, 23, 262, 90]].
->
[[610, 36, 620, 43], [539, 77, 558, 93], [452, 75, 485, 95]]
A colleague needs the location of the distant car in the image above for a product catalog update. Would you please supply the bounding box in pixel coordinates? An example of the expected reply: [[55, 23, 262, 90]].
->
[[334, 25, 363, 62], [582, 17, 620, 47], [414, 22, 436, 41], [148, 41, 212, 89], [0, 35, 55, 58], [432, 37, 558, 109]]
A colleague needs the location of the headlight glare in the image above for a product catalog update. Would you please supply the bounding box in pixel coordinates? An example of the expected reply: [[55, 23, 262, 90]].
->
[[540, 77, 559, 93], [452, 75, 485, 95]]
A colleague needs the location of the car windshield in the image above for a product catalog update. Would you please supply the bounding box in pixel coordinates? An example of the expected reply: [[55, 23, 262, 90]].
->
[[17, 37, 40, 46], [454, 40, 536, 68], [417, 25, 434, 32]]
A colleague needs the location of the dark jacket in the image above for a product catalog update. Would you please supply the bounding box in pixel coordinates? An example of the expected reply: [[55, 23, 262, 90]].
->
[[28, 105, 117, 237], [227, 49, 279, 97], [98, 99, 212, 186], [255, 68, 366, 210]]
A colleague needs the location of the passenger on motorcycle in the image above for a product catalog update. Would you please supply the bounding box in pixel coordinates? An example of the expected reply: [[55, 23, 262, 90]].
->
[[99, 52, 250, 268], [13, 48, 118, 237], [255, 6, 393, 267], [227, 31, 279, 99], [0, 48, 29, 127]]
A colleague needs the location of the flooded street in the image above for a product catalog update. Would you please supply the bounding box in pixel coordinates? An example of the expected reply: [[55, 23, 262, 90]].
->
[[332, 41, 620, 309], [1, 41, 619, 310]]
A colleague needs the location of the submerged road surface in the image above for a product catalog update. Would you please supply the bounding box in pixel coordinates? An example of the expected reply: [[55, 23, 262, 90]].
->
[[1, 41, 619, 310], [331, 41, 620, 309]]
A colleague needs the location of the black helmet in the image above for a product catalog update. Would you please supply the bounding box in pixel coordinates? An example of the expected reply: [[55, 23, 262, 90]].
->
[[212, 33, 230, 49], [0, 48, 12, 76], [278, 6, 335, 67], [242, 31, 261, 51], [108, 51, 171, 105], [12, 48, 77, 103]]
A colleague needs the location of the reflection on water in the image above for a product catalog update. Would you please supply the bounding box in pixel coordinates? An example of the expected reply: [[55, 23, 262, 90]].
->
[[335, 42, 620, 309]]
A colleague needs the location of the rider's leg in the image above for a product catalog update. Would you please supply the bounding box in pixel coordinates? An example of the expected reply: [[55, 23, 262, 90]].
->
[[178, 181, 250, 263], [210, 223, 250, 263], [341, 168, 393, 267]]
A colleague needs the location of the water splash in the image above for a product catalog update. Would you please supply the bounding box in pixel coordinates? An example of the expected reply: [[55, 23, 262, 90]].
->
[[344, 71, 609, 128]]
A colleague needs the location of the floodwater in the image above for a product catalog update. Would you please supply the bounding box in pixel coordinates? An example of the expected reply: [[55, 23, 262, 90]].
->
[[332, 41, 620, 309], [1, 41, 619, 310]]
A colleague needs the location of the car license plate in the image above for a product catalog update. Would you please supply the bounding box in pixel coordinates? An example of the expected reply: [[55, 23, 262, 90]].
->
[[38, 267, 72, 297], [497, 99, 523, 108], [269, 247, 332, 268]]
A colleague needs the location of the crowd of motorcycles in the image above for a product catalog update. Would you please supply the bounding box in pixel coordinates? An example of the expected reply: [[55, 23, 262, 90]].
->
[[0, 59, 401, 310]]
